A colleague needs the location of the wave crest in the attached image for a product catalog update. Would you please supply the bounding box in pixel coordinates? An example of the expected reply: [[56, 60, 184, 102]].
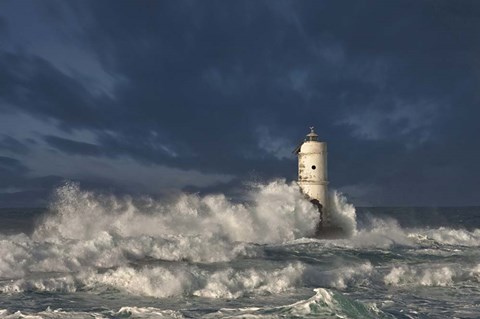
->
[[34, 180, 318, 244]]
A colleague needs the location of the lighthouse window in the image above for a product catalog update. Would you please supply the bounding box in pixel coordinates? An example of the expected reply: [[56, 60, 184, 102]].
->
[[311, 165, 316, 170]]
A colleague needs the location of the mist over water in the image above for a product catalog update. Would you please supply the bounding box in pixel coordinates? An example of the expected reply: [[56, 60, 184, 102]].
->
[[0, 180, 480, 318]]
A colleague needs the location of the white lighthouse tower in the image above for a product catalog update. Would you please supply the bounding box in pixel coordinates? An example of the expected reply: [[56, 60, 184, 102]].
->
[[293, 127, 329, 228]]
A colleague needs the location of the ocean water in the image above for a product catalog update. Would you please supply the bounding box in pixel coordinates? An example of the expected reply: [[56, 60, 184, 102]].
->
[[0, 180, 479, 318]]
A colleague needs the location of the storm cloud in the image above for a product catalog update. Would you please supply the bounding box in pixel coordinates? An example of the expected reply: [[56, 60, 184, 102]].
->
[[0, 0, 479, 206]]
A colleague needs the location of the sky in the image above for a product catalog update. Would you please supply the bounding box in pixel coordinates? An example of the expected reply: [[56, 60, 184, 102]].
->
[[0, 0, 479, 207]]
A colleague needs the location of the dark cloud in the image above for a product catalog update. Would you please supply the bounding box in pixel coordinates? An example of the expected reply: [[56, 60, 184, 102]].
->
[[0, 156, 29, 176], [0, 52, 107, 130], [0, 0, 479, 206], [0, 16, 7, 36], [44, 135, 102, 156], [0, 135, 30, 155]]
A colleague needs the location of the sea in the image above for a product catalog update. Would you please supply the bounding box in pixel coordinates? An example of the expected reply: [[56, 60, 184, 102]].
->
[[0, 180, 479, 318]]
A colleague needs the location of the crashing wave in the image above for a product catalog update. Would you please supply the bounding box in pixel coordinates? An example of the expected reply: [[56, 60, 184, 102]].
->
[[203, 288, 392, 318]]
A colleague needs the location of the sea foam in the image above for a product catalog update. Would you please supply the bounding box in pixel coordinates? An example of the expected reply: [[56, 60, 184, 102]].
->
[[34, 180, 319, 244], [0, 180, 322, 297]]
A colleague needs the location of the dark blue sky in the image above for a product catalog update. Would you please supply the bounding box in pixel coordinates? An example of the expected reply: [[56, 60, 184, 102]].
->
[[0, 0, 479, 207]]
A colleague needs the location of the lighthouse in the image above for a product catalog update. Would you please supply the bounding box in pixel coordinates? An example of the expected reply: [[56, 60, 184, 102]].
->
[[293, 127, 329, 228]]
